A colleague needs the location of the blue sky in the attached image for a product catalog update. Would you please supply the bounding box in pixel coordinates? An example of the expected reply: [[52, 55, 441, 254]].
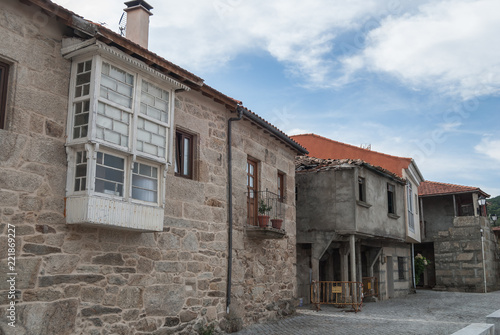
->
[[59, 0, 500, 198]]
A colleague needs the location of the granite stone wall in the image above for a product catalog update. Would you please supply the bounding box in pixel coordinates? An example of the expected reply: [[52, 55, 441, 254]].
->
[[0, 1, 299, 334]]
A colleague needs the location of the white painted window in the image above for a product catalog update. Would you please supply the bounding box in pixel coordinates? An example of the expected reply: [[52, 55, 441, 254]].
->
[[63, 45, 189, 231], [407, 182, 415, 232]]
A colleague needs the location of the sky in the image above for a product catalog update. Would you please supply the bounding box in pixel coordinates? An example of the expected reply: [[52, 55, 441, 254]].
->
[[57, 0, 500, 198]]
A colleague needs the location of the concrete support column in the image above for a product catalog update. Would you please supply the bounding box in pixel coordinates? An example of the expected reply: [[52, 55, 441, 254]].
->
[[350, 235, 357, 302], [350, 235, 356, 283], [340, 246, 349, 282], [356, 242, 362, 283]]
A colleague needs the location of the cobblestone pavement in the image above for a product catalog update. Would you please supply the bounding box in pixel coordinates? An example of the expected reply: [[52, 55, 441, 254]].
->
[[233, 290, 500, 335]]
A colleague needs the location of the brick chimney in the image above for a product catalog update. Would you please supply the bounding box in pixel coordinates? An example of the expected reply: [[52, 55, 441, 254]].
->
[[124, 0, 153, 49]]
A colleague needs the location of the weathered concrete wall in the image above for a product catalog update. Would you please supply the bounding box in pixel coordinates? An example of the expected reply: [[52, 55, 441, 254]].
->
[[356, 167, 406, 240], [296, 164, 412, 302], [0, 1, 299, 334], [422, 195, 499, 292]]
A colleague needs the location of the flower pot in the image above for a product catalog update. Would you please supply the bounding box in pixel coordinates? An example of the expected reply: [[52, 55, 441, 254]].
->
[[257, 215, 270, 227], [271, 219, 283, 229]]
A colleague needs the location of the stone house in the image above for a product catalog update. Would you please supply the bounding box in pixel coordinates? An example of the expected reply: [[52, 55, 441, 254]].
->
[[0, 0, 307, 334], [418, 181, 500, 292], [295, 156, 416, 304]]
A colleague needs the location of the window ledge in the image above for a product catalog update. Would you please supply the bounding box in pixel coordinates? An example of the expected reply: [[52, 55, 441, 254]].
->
[[246, 226, 286, 239], [66, 195, 163, 231], [356, 200, 372, 208], [388, 213, 400, 220]]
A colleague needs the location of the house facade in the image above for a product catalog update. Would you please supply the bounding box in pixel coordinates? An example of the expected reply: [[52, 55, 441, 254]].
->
[[291, 133, 424, 246], [295, 157, 414, 303], [418, 181, 500, 292], [0, 1, 306, 334]]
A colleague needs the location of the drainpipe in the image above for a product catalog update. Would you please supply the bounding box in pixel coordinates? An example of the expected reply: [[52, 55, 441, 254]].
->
[[480, 228, 487, 293], [411, 243, 416, 290], [226, 106, 243, 314]]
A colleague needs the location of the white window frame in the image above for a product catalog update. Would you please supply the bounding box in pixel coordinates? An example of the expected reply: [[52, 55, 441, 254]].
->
[[66, 55, 176, 164], [62, 41, 189, 230]]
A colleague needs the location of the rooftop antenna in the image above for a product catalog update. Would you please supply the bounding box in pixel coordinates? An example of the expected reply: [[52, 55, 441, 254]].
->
[[119, 12, 127, 36]]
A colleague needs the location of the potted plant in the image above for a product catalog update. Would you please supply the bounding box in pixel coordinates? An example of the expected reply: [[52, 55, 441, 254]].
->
[[271, 216, 283, 229], [258, 199, 272, 227]]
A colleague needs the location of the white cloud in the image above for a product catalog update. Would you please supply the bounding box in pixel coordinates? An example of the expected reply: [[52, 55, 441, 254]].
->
[[475, 137, 500, 162], [342, 0, 500, 99]]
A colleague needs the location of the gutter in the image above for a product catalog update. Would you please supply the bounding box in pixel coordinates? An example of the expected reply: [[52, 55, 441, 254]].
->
[[226, 106, 243, 314], [241, 108, 308, 155]]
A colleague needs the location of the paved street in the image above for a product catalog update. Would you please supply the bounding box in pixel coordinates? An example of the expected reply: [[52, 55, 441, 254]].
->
[[234, 290, 500, 334]]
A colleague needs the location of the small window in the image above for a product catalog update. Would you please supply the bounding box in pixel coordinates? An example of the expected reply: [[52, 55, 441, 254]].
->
[[132, 162, 158, 203], [277, 172, 285, 202], [95, 152, 125, 196], [175, 130, 194, 179], [74, 151, 87, 192], [398, 257, 405, 280], [387, 183, 396, 214], [358, 177, 366, 202], [0, 61, 10, 129], [415, 194, 419, 215]]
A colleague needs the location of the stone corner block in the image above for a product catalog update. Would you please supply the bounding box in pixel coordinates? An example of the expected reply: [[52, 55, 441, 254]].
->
[[451, 323, 495, 335]]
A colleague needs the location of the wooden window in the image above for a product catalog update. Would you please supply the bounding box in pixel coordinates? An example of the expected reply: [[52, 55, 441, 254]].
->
[[175, 130, 194, 179], [0, 61, 9, 129], [277, 171, 285, 202], [247, 158, 258, 226], [358, 177, 366, 202], [387, 183, 396, 214]]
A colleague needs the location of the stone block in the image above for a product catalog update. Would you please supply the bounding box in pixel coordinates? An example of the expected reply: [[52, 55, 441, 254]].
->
[[116, 286, 143, 309], [43, 254, 80, 274], [155, 261, 184, 273], [182, 232, 199, 252], [0, 258, 41, 290], [10, 299, 78, 335], [0, 132, 28, 168], [38, 274, 105, 287], [0, 169, 43, 192], [486, 309, 500, 335], [80, 305, 122, 317], [0, 190, 18, 207], [451, 323, 495, 335], [179, 310, 197, 323], [456, 253, 475, 261], [23, 243, 61, 255], [22, 135, 66, 166], [81, 287, 105, 303], [92, 253, 125, 266], [144, 285, 185, 316]]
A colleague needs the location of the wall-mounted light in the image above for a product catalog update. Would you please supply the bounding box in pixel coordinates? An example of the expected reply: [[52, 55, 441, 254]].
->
[[478, 195, 486, 216], [491, 213, 498, 226]]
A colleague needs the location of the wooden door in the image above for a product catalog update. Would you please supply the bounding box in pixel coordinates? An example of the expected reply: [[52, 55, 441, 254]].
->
[[247, 159, 258, 226]]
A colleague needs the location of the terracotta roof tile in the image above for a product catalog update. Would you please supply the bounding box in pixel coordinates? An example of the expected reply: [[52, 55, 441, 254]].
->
[[291, 133, 412, 178], [419, 181, 489, 197]]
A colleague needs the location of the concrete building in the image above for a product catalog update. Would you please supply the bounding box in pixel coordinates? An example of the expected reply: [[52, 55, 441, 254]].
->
[[418, 181, 500, 292], [291, 134, 424, 245], [295, 157, 416, 303], [0, 0, 307, 334]]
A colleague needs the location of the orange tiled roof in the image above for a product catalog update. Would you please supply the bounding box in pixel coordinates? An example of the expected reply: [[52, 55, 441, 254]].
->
[[290, 134, 412, 178], [419, 181, 489, 197]]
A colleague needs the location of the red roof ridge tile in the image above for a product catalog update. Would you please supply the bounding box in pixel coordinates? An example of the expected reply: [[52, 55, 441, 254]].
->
[[291, 133, 413, 162], [419, 180, 489, 197]]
